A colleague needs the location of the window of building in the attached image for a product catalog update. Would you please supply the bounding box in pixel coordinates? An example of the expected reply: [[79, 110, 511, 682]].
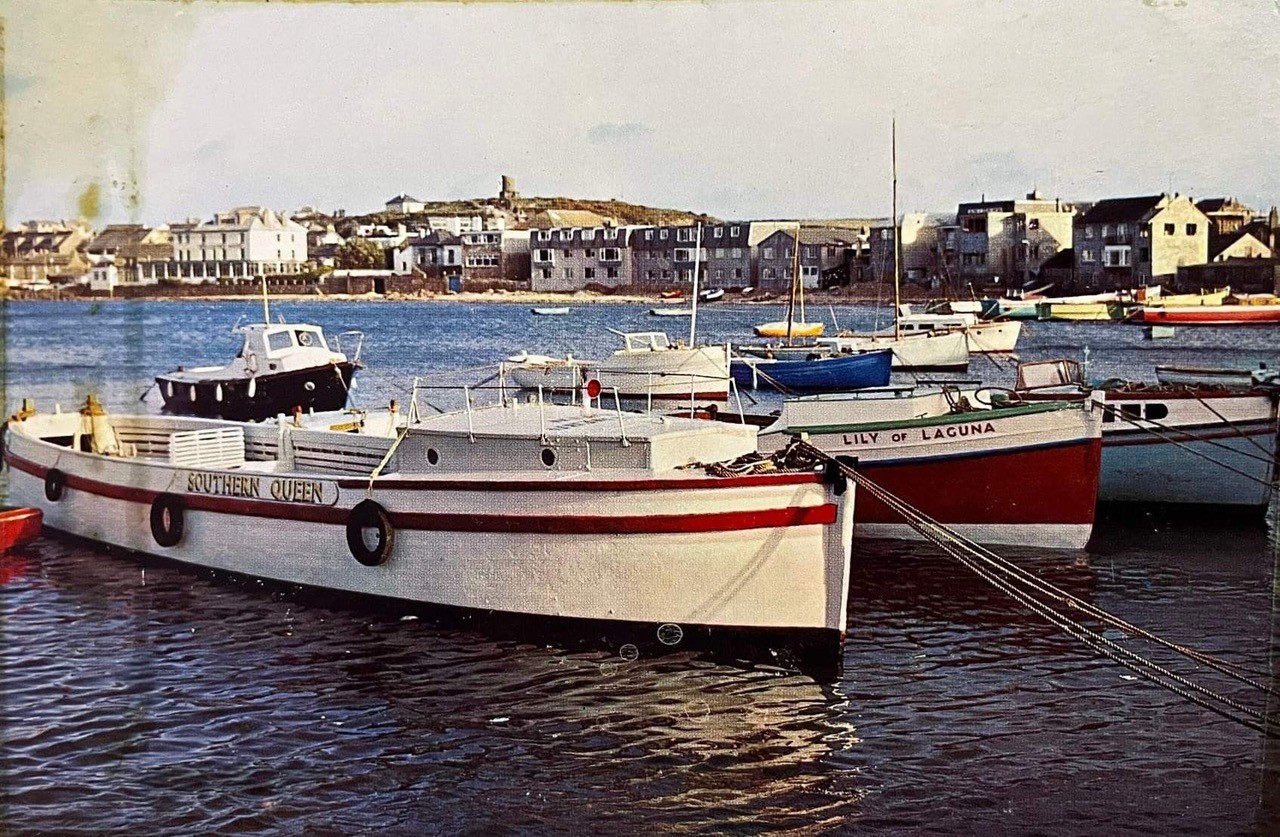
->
[[731, 248, 743, 258], [802, 265, 818, 277], [730, 226, 740, 236], [586, 249, 596, 258], [764, 267, 775, 279], [582, 229, 596, 240], [763, 247, 775, 259], [1117, 223, 1128, 236], [1081, 249, 1096, 263], [540, 268, 552, 279], [603, 228, 617, 240], [563, 267, 574, 279], [1186, 223, 1198, 235], [606, 267, 618, 279], [644, 230, 654, 240], [1164, 223, 1176, 235], [713, 248, 726, 258], [537, 230, 551, 241], [661, 269, 671, 279], [1101, 224, 1111, 237], [601, 248, 621, 262], [646, 270, 656, 280], [1085, 227, 1095, 240], [559, 230, 572, 241], [674, 248, 693, 262], [714, 228, 724, 238], [734, 268, 743, 279], [584, 267, 596, 279], [465, 255, 499, 267], [563, 249, 572, 257], [714, 268, 724, 280], [659, 229, 669, 240], [1028, 218, 1040, 231], [676, 228, 693, 242]]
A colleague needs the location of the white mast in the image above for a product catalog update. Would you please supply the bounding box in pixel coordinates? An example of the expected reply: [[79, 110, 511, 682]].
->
[[260, 275, 271, 325], [688, 222, 703, 345], [892, 118, 902, 342]]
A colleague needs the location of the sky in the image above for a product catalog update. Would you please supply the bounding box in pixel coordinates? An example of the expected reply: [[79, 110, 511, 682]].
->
[[5, 0, 1280, 226]]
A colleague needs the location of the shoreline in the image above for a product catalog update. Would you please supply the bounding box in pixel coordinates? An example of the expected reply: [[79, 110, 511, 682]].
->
[[0, 288, 928, 306]]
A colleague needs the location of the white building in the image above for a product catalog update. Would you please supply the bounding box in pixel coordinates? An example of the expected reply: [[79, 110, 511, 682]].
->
[[385, 194, 427, 214], [170, 207, 308, 282]]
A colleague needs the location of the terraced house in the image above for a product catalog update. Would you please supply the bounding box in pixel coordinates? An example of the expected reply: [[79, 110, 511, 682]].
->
[[1072, 194, 1208, 290], [0, 221, 92, 288], [529, 225, 634, 292]]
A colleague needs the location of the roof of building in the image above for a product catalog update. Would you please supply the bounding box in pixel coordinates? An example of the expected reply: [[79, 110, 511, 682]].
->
[[1195, 197, 1252, 215], [525, 209, 614, 229], [86, 224, 152, 252], [1078, 195, 1165, 225], [386, 194, 422, 205], [198, 207, 304, 232], [1210, 230, 1271, 260]]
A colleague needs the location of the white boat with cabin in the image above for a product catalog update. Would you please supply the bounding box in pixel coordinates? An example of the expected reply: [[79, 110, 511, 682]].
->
[[505, 331, 731, 400], [4, 395, 855, 657], [894, 304, 1021, 353]]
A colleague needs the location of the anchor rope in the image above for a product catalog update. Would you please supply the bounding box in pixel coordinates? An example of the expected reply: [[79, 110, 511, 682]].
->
[[1192, 393, 1279, 460], [791, 441, 1280, 736]]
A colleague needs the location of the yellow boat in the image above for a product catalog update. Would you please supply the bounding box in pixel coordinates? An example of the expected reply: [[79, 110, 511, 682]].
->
[[753, 321, 825, 338], [1146, 287, 1231, 307]]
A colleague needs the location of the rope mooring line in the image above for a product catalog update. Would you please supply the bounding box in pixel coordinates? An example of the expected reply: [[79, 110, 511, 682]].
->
[[793, 441, 1280, 737]]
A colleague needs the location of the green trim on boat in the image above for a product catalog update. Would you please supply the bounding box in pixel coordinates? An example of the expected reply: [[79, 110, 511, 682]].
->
[[785, 400, 1079, 435]]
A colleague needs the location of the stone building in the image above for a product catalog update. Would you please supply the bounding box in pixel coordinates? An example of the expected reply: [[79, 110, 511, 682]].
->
[[530, 226, 636, 292], [700, 222, 753, 290], [866, 213, 938, 285], [390, 232, 462, 278], [1072, 193, 1209, 290], [954, 191, 1076, 287], [85, 224, 173, 290]]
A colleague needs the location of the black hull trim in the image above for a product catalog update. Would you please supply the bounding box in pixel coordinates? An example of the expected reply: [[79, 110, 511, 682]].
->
[[156, 362, 357, 422], [37, 526, 847, 679]]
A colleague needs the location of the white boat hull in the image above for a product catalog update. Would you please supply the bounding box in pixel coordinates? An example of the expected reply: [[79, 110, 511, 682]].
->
[[6, 412, 852, 637], [820, 331, 969, 370], [509, 345, 731, 399]]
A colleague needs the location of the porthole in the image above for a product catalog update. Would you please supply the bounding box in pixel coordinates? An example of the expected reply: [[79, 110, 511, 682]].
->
[[1144, 403, 1169, 421], [426, 447, 440, 466], [540, 448, 557, 468]]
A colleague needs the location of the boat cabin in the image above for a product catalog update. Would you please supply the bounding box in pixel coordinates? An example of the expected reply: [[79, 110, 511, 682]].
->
[[164, 323, 349, 383], [620, 332, 676, 353]]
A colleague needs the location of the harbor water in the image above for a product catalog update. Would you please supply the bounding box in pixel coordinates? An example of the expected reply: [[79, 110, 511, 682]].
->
[[3, 300, 1279, 833]]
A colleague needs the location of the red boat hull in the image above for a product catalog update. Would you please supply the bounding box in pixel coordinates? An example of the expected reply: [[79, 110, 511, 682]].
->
[[1140, 305, 1280, 325], [855, 438, 1103, 548], [0, 507, 43, 553]]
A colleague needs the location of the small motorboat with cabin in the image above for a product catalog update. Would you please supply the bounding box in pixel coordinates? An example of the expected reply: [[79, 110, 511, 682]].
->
[[156, 320, 360, 422], [1015, 359, 1280, 512], [756, 385, 1104, 549], [505, 331, 731, 400], [4, 394, 855, 658]]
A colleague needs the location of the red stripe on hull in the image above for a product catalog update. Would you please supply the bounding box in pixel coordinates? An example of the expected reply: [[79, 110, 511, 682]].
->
[[5, 453, 833, 534], [855, 438, 1102, 526], [0, 507, 43, 552]]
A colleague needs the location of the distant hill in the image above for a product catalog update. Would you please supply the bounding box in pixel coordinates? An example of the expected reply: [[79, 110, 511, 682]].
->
[[340, 197, 715, 232]]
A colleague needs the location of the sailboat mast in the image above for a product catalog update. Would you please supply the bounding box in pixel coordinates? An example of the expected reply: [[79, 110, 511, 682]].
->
[[689, 222, 703, 345], [785, 225, 799, 345], [260, 275, 271, 325], [892, 118, 902, 342], [793, 222, 805, 326]]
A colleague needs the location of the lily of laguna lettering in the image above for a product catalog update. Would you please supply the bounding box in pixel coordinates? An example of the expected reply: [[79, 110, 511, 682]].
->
[[841, 421, 997, 446], [187, 472, 329, 505]]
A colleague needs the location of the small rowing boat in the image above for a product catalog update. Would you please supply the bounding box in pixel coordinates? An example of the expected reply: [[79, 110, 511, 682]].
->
[[754, 321, 825, 338], [531, 307, 570, 316], [731, 349, 893, 393], [0, 506, 42, 553]]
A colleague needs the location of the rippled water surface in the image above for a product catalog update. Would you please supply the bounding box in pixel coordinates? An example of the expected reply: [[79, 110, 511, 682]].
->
[[3, 300, 1280, 834]]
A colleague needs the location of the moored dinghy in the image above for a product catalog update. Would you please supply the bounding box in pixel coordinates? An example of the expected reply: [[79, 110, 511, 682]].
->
[[4, 395, 856, 659]]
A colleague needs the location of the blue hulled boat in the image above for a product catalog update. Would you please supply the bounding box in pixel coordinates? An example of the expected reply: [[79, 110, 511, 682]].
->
[[731, 349, 893, 393]]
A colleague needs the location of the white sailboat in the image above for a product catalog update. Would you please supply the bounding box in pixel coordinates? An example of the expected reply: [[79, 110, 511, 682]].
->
[[822, 121, 970, 372]]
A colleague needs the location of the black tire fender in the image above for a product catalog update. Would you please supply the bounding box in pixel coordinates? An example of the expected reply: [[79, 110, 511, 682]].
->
[[45, 468, 67, 502], [150, 493, 185, 547], [346, 499, 394, 567]]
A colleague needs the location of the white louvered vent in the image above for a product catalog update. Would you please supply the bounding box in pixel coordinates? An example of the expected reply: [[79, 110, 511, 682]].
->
[[168, 427, 246, 470]]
